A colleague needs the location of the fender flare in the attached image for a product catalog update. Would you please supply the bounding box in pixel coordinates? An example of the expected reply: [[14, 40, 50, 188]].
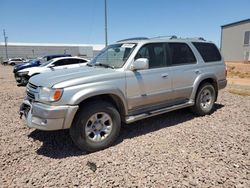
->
[[69, 85, 128, 114], [190, 73, 218, 100]]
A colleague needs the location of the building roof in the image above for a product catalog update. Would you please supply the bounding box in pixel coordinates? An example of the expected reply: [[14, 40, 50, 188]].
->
[[0, 42, 105, 51], [221, 18, 250, 28]]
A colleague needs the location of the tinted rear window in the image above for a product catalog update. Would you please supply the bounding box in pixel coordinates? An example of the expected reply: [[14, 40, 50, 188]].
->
[[192, 42, 221, 62]]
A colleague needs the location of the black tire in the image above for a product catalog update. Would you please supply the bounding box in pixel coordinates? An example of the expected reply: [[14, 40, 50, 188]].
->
[[70, 100, 121, 152], [191, 83, 216, 116], [10, 63, 15, 66]]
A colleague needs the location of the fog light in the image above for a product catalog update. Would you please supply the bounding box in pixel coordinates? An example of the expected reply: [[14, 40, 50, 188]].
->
[[41, 119, 47, 126], [32, 116, 48, 126]]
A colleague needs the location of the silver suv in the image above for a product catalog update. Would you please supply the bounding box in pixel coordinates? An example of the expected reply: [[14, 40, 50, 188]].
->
[[20, 36, 227, 152]]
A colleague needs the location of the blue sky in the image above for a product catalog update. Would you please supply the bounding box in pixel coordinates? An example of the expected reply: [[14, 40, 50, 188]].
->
[[0, 0, 249, 46]]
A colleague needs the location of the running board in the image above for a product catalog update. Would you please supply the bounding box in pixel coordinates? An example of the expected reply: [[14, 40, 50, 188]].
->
[[125, 101, 194, 124]]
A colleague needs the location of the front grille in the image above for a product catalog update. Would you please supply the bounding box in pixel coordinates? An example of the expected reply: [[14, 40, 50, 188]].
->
[[27, 91, 35, 100], [28, 82, 38, 90]]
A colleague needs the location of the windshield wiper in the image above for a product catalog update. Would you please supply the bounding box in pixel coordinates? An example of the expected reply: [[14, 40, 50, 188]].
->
[[94, 63, 114, 69]]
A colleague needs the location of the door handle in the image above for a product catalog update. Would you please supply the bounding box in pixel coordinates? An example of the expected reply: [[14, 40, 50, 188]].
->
[[195, 70, 201, 74], [161, 73, 168, 78]]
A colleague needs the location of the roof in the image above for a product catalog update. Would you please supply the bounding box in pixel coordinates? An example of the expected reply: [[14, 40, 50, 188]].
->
[[0, 42, 105, 51], [44, 54, 71, 57], [221, 18, 250, 28], [47, 56, 89, 62]]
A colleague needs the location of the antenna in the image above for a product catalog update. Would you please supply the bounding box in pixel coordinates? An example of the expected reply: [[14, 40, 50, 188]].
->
[[3, 29, 8, 59], [104, 0, 108, 47]]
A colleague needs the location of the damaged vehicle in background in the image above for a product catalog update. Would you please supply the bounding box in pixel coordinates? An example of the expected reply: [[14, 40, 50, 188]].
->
[[15, 56, 89, 86]]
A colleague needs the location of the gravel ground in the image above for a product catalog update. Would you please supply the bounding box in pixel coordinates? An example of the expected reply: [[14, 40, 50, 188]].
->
[[0, 64, 249, 187]]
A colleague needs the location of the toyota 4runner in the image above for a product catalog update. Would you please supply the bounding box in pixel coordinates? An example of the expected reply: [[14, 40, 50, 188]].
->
[[20, 36, 227, 152]]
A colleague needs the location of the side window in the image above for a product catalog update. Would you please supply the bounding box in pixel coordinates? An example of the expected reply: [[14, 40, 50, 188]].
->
[[79, 59, 87, 63], [53, 59, 66, 66], [192, 42, 221, 62], [168, 43, 196, 65], [63, 59, 81, 65], [244, 31, 250, 45], [135, 43, 166, 68]]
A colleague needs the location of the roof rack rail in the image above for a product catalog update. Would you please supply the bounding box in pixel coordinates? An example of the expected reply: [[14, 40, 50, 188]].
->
[[151, 35, 178, 39], [117, 37, 148, 42], [197, 37, 205, 41], [182, 37, 206, 41]]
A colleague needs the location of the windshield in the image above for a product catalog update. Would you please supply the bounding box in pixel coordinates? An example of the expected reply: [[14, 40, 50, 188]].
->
[[89, 43, 137, 68], [39, 59, 54, 67]]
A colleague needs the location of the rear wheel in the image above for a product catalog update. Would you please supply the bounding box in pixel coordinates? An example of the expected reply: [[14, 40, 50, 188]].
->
[[191, 83, 216, 116], [70, 101, 121, 152]]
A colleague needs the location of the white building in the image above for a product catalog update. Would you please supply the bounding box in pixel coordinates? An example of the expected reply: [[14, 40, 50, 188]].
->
[[221, 19, 250, 62], [0, 42, 105, 60]]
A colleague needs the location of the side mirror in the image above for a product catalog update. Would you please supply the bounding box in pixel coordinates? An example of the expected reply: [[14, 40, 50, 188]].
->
[[130, 58, 149, 71], [48, 64, 55, 68]]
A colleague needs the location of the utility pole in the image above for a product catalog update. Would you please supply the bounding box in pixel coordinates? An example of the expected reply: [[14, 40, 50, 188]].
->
[[104, 0, 108, 47], [3, 29, 8, 59], [32, 49, 35, 57]]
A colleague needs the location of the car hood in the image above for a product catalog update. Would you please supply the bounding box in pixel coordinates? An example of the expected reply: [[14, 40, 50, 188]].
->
[[29, 66, 123, 88], [14, 62, 39, 72]]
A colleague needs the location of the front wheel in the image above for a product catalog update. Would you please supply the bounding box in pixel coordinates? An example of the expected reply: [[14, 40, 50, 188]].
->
[[70, 101, 121, 152], [191, 83, 216, 116]]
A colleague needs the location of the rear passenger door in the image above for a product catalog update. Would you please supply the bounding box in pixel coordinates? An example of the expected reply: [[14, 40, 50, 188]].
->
[[167, 42, 198, 103]]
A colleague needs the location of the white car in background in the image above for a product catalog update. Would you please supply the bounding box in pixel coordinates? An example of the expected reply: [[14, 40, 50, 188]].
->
[[15, 56, 89, 86], [7, 58, 26, 66]]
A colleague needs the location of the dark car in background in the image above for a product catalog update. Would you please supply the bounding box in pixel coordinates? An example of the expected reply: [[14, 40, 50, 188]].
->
[[13, 59, 41, 73]]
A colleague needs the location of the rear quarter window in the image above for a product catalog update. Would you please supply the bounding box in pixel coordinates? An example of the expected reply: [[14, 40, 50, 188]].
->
[[192, 42, 221, 62]]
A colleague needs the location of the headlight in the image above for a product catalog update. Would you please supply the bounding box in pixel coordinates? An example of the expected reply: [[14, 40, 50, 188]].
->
[[18, 71, 29, 76], [38, 87, 63, 102]]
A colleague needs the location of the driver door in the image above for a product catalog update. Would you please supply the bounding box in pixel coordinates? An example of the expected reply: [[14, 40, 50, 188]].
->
[[125, 43, 174, 112]]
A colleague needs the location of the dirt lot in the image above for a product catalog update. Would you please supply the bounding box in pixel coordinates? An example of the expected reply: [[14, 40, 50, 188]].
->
[[226, 62, 250, 96], [226, 62, 250, 86], [0, 64, 249, 187]]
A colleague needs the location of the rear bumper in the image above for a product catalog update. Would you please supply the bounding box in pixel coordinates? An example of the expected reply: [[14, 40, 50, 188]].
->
[[20, 100, 79, 131], [218, 79, 227, 90]]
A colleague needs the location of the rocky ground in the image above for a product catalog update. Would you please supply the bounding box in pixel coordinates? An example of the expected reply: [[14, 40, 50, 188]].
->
[[0, 64, 249, 187]]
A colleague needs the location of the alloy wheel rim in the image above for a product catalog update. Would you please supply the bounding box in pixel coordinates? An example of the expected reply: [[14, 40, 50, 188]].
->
[[200, 88, 213, 109], [85, 112, 113, 142]]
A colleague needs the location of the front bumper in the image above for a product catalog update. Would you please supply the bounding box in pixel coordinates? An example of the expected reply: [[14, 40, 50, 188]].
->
[[20, 100, 79, 131]]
